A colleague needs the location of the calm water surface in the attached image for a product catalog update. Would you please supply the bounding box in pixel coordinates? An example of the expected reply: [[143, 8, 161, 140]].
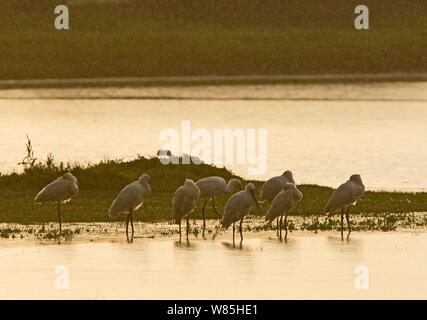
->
[[0, 82, 426, 191], [1, 232, 426, 299]]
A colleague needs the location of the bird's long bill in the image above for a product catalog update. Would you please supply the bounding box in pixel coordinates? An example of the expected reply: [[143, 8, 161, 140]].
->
[[250, 189, 260, 207]]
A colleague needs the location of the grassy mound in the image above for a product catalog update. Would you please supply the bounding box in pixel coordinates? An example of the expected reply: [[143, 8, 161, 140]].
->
[[0, 155, 425, 224]]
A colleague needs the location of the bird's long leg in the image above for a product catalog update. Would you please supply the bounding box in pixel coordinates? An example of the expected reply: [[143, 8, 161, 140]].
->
[[276, 217, 279, 237], [130, 212, 134, 240], [57, 202, 62, 235], [202, 199, 208, 235], [126, 213, 130, 240], [239, 218, 243, 242], [279, 214, 283, 241], [57, 202, 62, 244], [346, 207, 351, 239], [211, 198, 222, 218], [179, 220, 182, 243], [284, 212, 288, 241], [186, 215, 190, 242], [340, 208, 344, 240], [232, 222, 235, 247]]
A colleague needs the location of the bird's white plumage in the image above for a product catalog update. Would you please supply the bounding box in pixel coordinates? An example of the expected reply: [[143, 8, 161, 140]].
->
[[265, 183, 303, 222], [35, 172, 79, 204], [196, 176, 241, 199], [109, 174, 152, 217], [260, 171, 295, 202], [173, 179, 201, 223], [325, 174, 365, 216], [221, 183, 259, 229]]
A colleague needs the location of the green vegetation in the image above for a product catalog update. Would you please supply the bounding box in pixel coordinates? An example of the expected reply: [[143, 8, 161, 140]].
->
[[248, 213, 427, 233], [0, 153, 425, 225], [1, 0, 426, 83]]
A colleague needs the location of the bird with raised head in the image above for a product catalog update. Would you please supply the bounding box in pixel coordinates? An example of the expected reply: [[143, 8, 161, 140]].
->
[[196, 176, 241, 234]]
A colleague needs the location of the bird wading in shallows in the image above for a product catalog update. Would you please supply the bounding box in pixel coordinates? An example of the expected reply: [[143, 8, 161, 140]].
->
[[221, 183, 261, 247], [35, 172, 79, 238], [172, 179, 201, 243], [265, 183, 303, 241], [325, 174, 365, 239], [195, 176, 241, 235], [109, 174, 152, 242], [260, 170, 295, 235]]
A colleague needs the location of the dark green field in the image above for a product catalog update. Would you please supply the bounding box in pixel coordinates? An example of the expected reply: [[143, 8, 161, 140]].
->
[[1, 0, 426, 81], [0, 155, 425, 224]]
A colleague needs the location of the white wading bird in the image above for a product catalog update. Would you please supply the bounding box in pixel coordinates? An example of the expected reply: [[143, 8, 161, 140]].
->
[[221, 183, 261, 245], [265, 183, 303, 241], [195, 176, 241, 233], [35, 172, 79, 235], [325, 174, 365, 239], [172, 179, 201, 242], [109, 174, 152, 241], [260, 170, 295, 235]]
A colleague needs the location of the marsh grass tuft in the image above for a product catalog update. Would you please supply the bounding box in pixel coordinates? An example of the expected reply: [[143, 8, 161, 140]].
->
[[17, 135, 37, 171]]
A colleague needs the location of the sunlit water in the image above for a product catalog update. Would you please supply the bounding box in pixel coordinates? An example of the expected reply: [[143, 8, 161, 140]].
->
[[0, 82, 426, 191], [1, 231, 426, 299]]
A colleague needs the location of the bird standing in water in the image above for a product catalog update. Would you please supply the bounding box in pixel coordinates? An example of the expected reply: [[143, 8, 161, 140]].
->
[[109, 174, 152, 241], [325, 174, 365, 239], [260, 171, 295, 235], [221, 183, 261, 247], [172, 179, 201, 243], [265, 183, 303, 241], [195, 176, 241, 234], [35, 172, 79, 238]]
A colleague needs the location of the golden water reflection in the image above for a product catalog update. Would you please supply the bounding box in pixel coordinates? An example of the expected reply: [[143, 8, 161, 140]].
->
[[1, 231, 426, 299]]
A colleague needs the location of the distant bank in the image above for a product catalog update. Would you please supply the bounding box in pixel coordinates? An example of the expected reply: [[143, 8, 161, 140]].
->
[[1, 73, 427, 89], [1, 2, 426, 84]]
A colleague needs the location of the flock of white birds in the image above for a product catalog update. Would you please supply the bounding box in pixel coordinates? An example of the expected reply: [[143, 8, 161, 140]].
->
[[34, 170, 365, 244]]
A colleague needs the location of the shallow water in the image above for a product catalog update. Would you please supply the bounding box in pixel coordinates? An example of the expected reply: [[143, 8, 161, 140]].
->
[[1, 231, 426, 299], [1, 82, 426, 191]]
